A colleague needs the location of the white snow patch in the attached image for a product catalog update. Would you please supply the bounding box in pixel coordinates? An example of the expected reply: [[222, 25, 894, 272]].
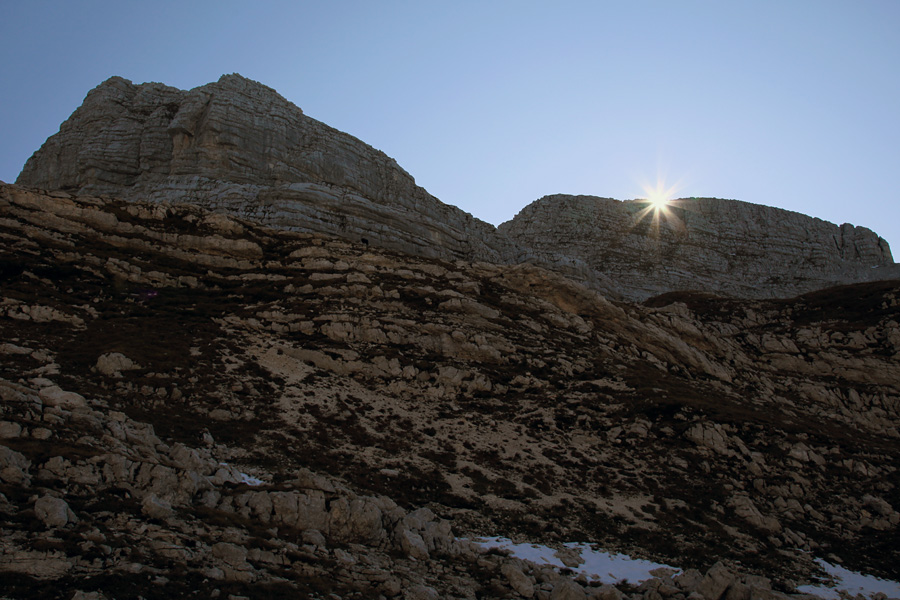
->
[[473, 537, 679, 584], [218, 462, 265, 486], [239, 472, 265, 486], [797, 559, 900, 600]]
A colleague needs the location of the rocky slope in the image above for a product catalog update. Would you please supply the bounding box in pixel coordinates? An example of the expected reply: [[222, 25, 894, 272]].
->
[[17, 75, 899, 302], [499, 195, 900, 301], [2, 183, 899, 598]]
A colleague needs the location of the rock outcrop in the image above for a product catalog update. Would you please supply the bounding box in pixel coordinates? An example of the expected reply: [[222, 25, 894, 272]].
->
[[17, 74, 899, 301], [16, 74, 518, 265], [500, 194, 900, 300]]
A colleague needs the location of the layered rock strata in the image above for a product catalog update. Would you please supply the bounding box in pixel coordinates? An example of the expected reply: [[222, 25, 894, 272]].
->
[[500, 194, 900, 300], [16, 74, 518, 265], [17, 74, 899, 301]]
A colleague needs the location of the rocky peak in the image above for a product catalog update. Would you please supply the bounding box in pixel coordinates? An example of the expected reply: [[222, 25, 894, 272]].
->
[[500, 194, 899, 300], [17, 74, 519, 265], [16, 75, 900, 301]]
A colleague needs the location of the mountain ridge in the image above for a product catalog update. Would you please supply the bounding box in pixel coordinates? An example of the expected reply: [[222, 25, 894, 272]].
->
[[16, 74, 900, 302]]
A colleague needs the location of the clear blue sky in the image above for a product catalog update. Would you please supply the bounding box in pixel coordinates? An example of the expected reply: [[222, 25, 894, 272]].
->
[[2, 1, 899, 254]]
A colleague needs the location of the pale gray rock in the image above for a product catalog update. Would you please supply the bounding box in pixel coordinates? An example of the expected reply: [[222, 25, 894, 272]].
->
[[399, 528, 430, 560], [211, 542, 250, 571], [141, 493, 174, 520], [17, 74, 518, 266], [38, 385, 87, 409], [0, 551, 73, 578], [499, 194, 900, 300], [0, 445, 31, 485], [0, 420, 23, 438], [95, 352, 141, 377], [405, 584, 439, 600], [34, 495, 76, 528], [588, 584, 624, 600]]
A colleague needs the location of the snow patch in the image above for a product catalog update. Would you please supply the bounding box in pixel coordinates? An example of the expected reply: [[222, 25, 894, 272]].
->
[[239, 472, 265, 486], [797, 558, 900, 600], [473, 537, 679, 584], [218, 462, 265, 486]]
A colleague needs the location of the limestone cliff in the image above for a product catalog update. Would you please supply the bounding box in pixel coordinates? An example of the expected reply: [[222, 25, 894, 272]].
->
[[16, 74, 517, 264], [17, 74, 899, 301], [501, 194, 900, 300]]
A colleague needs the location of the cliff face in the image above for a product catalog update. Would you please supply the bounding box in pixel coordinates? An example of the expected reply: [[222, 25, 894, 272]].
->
[[16, 74, 900, 302], [16, 74, 517, 265], [501, 194, 899, 300]]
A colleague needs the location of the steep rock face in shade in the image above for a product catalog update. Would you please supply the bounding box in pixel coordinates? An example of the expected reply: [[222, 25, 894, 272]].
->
[[16, 74, 519, 265], [499, 194, 900, 301]]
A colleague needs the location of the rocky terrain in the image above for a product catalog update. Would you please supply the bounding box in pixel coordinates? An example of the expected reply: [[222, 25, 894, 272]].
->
[[3, 74, 900, 599], [1, 182, 899, 599], [500, 195, 899, 301], [16, 75, 900, 301]]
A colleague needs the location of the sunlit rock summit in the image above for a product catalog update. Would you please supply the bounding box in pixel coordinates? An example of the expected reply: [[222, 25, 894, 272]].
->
[[16, 74, 516, 265], [17, 74, 899, 301], [501, 194, 898, 300]]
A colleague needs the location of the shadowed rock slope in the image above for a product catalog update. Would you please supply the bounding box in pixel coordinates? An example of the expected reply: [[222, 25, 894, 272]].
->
[[17, 74, 899, 302], [2, 183, 899, 598]]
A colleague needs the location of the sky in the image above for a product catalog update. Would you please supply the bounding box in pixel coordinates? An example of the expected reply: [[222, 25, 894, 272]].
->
[[2, 1, 899, 254]]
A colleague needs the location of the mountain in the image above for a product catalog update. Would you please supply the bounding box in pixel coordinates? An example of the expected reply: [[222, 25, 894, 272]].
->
[[15, 74, 516, 267], [16, 75, 899, 301], [2, 182, 899, 598], [500, 194, 899, 300], [2, 75, 899, 599]]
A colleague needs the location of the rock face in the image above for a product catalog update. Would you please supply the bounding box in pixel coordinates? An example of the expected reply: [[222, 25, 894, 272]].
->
[[2, 184, 899, 597], [17, 74, 899, 301], [499, 194, 900, 300], [16, 74, 518, 264]]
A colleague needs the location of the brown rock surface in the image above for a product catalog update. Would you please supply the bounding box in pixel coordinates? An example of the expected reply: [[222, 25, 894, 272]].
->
[[1, 183, 898, 598]]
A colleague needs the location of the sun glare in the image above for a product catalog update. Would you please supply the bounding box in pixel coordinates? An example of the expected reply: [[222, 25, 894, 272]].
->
[[642, 181, 677, 211], [631, 175, 687, 240], [648, 191, 670, 210]]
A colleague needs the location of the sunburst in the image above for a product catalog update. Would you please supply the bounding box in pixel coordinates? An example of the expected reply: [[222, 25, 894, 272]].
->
[[633, 178, 686, 238]]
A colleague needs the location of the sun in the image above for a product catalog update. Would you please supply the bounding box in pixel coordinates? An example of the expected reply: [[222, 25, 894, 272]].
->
[[630, 176, 687, 240], [642, 181, 677, 211], [648, 190, 671, 210]]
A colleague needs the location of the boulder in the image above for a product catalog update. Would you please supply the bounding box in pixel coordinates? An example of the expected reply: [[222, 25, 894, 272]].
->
[[698, 562, 735, 600], [38, 386, 87, 409], [34, 495, 76, 528], [501, 561, 535, 598], [95, 352, 141, 376], [550, 579, 588, 600]]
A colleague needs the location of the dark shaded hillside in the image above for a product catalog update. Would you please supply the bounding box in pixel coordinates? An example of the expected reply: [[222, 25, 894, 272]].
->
[[2, 184, 899, 599]]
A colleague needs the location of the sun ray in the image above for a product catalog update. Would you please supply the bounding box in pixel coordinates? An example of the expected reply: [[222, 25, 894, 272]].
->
[[629, 175, 688, 240]]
